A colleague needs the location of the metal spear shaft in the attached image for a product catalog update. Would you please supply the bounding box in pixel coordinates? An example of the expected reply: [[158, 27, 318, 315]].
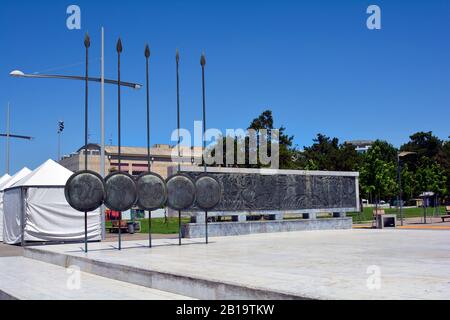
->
[[200, 53, 208, 244], [145, 44, 152, 248], [176, 49, 182, 246], [84, 33, 90, 254], [117, 38, 123, 251]]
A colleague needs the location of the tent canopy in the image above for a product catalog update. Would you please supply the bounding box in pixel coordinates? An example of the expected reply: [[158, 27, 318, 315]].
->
[[8, 159, 72, 189], [0, 174, 11, 186], [0, 168, 32, 191]]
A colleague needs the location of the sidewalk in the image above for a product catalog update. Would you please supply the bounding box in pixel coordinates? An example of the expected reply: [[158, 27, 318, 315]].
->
[[0, 257, 193, 300], [0, 243, 23, 257], [353, 216, 450, 230]]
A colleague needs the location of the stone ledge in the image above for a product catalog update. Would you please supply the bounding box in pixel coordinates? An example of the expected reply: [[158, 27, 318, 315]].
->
[[182, 218, 352, 238], [23, 247, 306, 300]]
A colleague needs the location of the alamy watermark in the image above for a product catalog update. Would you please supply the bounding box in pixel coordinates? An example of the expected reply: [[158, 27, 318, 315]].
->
[[367, 5, 381, 30], [66, 265, 82, 290], [66, 5, 81, 30], [366, 265, 381, 290], [171, 121, 280, 169]]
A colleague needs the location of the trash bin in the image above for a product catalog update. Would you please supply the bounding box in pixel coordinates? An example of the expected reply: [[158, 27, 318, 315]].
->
[[376, 214, 397, 229], [127, 222, 135, 234]]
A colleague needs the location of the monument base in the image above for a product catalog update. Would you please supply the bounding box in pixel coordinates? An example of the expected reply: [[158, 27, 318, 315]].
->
[[182, 217, 352, 238]]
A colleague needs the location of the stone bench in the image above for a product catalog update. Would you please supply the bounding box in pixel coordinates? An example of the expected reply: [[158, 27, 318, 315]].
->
[[190, 211, 347, 223]]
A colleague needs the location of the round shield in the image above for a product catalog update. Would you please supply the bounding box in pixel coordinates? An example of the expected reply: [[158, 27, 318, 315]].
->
[[104, 172, 137, 212], [65, 170, 105, 212], [195, 175, 222, 210], [136, 172, 167, 211], [166, 174, 196, 210]]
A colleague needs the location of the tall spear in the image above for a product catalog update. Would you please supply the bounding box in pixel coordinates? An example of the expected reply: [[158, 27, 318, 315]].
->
[[176, 49, 182, 246], [145, 44, 152, 247], [84, 33, 90, 253], [116, 38, 123, 251], [200, 52, 209, 244]]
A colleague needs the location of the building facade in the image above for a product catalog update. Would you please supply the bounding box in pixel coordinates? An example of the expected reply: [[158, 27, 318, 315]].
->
[[59, 143, 203, 179]]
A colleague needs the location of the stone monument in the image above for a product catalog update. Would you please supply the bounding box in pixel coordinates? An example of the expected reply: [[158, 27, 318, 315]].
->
[[168, 166, 359, 238]]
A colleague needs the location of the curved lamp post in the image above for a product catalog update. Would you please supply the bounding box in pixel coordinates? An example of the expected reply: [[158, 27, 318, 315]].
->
[[10, 70, 142, 90]]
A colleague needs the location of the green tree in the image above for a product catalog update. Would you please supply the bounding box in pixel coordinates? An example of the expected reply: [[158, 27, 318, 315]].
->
[[248, 110, 296, 169], [438, 138, 450, 196], [400, 164, 416, 201], [300, 134, 360, 171], [209, 110, 297, 169], [400, 131, 443, 170], [414, 158, 447, 196], [359, 144, 398, 204], [372, 140, 398, 164]]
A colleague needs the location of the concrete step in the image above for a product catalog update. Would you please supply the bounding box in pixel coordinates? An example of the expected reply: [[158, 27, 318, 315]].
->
[[24, 239, 302, 300], [0, 256, 194, 300]]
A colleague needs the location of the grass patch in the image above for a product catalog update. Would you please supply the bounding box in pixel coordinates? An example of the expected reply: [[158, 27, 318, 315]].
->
[[348, 206, 447, 224], [106, 218, 191, 234]]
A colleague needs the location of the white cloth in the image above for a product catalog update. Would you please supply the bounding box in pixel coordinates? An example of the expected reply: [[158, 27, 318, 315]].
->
[[3, 188, 22, 244], [0, 191, 5, 242], [3, 187, 100, 244]]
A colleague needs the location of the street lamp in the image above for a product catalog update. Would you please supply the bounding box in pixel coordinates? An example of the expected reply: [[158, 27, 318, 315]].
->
[[397, 151, 417, 226], [10, 70, 142, 90]]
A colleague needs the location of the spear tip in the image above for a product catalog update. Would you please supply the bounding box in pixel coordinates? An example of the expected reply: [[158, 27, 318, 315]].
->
[[84, 32, 90, 48], [145, 44, 150, 58], [200, 52, 206, 67], [116, 38, 123, 53]]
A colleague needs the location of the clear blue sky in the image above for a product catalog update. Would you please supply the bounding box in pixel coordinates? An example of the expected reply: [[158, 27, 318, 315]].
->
[[1, 0, 449, 174]]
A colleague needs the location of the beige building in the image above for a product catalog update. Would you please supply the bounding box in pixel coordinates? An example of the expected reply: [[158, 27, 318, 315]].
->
[[59, 143, 203, 179]]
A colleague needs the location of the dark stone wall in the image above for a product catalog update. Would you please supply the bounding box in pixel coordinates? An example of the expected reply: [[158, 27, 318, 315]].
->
[[185, 172, 357, 212]]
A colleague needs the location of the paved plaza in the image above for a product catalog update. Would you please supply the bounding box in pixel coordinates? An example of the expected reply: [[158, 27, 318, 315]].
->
[[0, 256, 193, 300], [2, 228, 447, 300]]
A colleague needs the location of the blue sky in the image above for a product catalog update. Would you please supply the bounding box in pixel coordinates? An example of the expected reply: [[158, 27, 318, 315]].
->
[[1, 0, 449, 174]]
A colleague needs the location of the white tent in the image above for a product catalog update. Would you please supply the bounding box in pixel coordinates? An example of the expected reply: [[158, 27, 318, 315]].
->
[[0, 174, 12, 242], [0, 174, 11, 186], [2, 160, 101, 245], [0, 169, 31, 242]]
